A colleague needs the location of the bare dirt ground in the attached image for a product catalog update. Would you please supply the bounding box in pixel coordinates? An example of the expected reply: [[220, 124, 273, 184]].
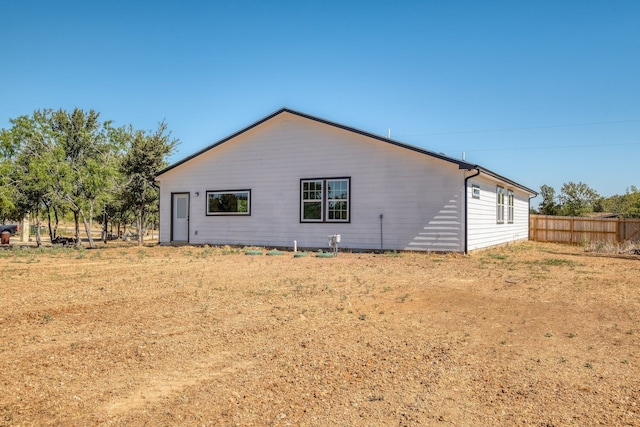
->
[[0, 242, 638, 426]]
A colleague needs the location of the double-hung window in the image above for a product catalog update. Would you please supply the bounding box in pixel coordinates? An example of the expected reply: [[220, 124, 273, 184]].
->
[[206, 190, 251, 215], [507, 190, 514, 223], [496, 186, 505, 224], [301, 178, 350, 222]]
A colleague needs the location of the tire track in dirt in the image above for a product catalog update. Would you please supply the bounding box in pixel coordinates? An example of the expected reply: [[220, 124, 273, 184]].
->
[[101, 352, 252, 416]]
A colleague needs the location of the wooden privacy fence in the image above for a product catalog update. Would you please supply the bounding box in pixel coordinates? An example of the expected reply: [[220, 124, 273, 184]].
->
[[530, 215, 640, 245]]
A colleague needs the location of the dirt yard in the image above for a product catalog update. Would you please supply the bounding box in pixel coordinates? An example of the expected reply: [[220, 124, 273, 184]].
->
[[0, 242, 638, 426]]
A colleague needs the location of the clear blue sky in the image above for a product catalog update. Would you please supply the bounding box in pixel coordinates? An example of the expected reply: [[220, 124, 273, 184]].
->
[[2, 1, 639, 207]]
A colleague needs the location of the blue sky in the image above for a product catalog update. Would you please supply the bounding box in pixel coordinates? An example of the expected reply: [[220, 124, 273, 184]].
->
[[2, 1, 639, 207]]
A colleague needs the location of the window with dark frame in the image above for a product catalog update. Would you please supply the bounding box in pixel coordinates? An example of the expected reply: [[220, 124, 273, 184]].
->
[[206, 190, 251, 215], [301, 178, 350, 222], [496, 186, 505, 224]]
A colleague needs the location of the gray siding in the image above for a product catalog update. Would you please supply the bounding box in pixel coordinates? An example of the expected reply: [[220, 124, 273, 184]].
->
[[157, 113, 466, 251]]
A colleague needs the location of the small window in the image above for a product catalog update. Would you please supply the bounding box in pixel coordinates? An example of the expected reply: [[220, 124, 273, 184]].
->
[[472, 184, 480, 199], [507, 190, 514, 223], [496, 186, 505, 224], [206, 190, 250, 215], [301, 178, 350, 222], [176, 197, 187, 219]]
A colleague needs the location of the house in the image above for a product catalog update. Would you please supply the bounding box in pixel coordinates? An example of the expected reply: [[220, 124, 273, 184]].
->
[[155, 108, 537, 253]]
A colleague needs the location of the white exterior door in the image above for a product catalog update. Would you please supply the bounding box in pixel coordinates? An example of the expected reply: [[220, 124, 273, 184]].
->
[[172, 193, 189, 242]]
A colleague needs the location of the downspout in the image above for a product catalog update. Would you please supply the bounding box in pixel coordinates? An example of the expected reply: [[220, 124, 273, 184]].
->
[[464, 168, 481, 254]]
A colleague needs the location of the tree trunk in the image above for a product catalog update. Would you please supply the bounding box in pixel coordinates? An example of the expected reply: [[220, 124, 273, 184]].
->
[[45, 202, 54, 242], [35, 206, 42, 248], [102, 209, 107, 244], [137, 206, 144, 246], [73, 210, 81, 248], [89, 200, 94, 236], [79, 208, 96, 249], [53, 207, 59, 239]]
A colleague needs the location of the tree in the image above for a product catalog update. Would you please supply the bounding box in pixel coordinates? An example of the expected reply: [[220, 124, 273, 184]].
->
[[558, 182, 600, 217], [623, 186, 640, 218], [49, 108, 119, 248], [0, 126, 19, 221], [1, 108, 178, 248], [119, 121, 178, 246], [0, 111, 64, 246], [0, 158, 16, 222], [538, 184, 559, 215], [601, 186, 640, 218]]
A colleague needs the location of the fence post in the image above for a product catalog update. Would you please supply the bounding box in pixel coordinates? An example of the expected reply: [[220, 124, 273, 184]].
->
[[570, 217, 574, 244], [618, 220, 623, 244]]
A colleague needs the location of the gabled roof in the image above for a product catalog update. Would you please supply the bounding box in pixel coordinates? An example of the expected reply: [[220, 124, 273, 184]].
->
[[156, 108, 536, 195]]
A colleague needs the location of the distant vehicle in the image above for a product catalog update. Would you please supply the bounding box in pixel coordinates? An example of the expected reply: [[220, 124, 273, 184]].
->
[[0, 224, 19, 235]]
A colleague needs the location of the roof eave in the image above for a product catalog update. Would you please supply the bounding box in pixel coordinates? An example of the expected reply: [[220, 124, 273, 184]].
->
[[156, 108, 290, 178], [459, 164, 537, 195], [155, 108, 538, 196], [156, 107, 477, 178]]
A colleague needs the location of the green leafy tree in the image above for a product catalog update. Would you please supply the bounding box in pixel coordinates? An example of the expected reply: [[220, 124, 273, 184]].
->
[[0, 111, 64, 245], [120, 121, 178, 246], [558, 182, 600, 217], [0, 126, 19, 221], [601, 186, 640, 218], [0, 159, 16, 221], [1, 108, 176, 248], [49, 108, 119, 248], [624, 186, 640, 218], [12, 112, 58, 246], [538, 184, 559, 215]]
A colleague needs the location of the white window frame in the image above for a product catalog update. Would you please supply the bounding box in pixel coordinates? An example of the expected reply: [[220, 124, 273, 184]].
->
[[472, 184, 480, 199], [206, 190, 251, 216], [300, 178, 350, 223], [301, 180, 324, 222], [496, 186, 505, 224], [507, 190, 514, 223]]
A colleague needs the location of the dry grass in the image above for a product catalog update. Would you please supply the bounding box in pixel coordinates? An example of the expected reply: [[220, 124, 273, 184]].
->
[[0, 242, 638, 426], [583, 239, 640, 256]]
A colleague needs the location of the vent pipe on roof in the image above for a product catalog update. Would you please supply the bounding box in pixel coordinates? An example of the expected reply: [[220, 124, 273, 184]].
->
[[387, 129, 391, 139], [462, 151, 466, 160]]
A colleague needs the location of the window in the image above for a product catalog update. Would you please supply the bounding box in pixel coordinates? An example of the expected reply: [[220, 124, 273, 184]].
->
[[327, 179, 349, 221], [496, 186, 505, 223], [206, 190, 250, 215], [507, 190, 514, 223], [301, 178, 350, 222], [176, 197, 187, 219], [472, 184, 480, 199], [301, 180, 323, 221]]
